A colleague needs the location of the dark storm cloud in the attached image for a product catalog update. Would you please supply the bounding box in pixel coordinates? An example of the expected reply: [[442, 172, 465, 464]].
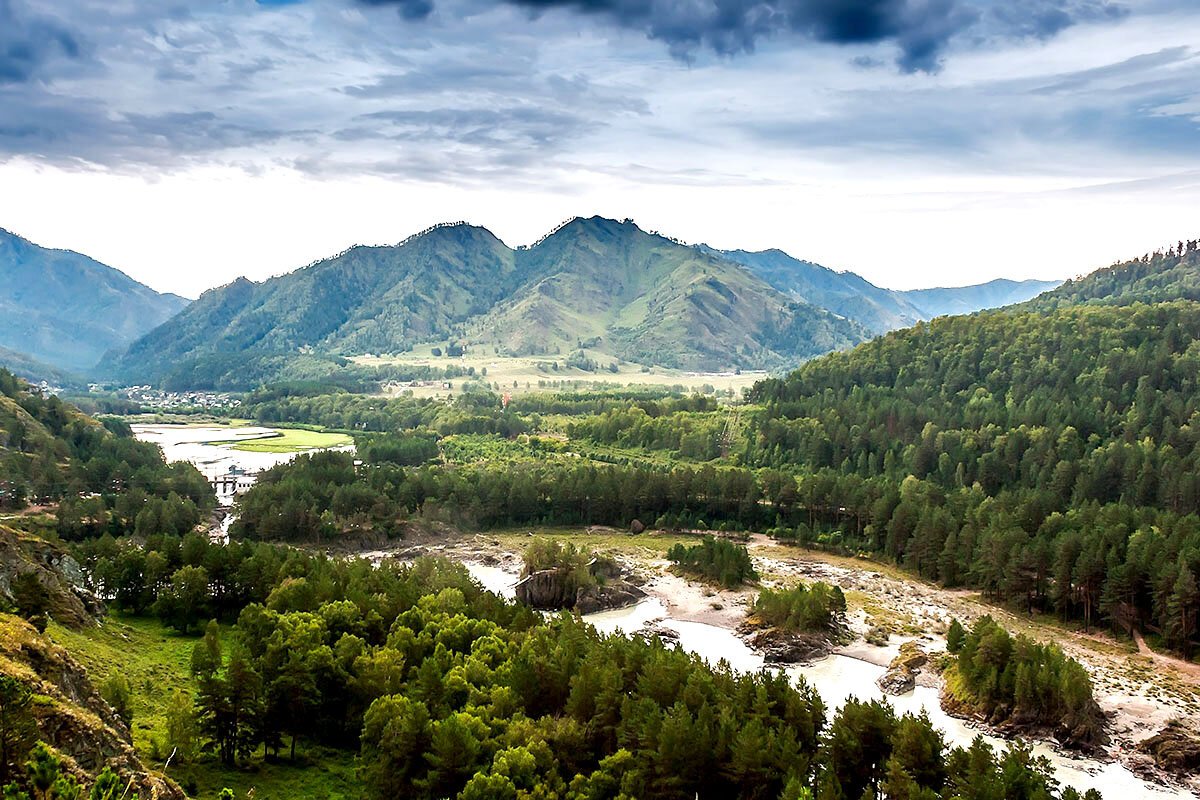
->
[[361, 0, 1125, 72], [0, 0, 84, 83]]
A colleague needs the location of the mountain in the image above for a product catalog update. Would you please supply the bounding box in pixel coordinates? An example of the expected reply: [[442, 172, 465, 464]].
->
[[706, 247, 928, 334], [0, 228, 189, 373], [710, 246, 1060, 333], [1023, 239, 1200, 310], [900, 278, 1061, 318], [108, 217, 869, 385], [0, 345, 79, 387]]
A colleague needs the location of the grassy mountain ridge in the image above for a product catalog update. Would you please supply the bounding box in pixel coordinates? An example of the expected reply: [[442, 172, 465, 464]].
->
[[0, 229, 188, 373], [108, 217, 868, 385]]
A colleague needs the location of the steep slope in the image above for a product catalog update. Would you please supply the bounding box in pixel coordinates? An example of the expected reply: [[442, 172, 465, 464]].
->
[[1024, 239, 1200, 310], [0, 610, 184, 797], [109, 218, 869, 384], [109, 224, 525, 383], [900, 278, 1059, 318], [478, 218, 867, 368], [709, 247, 928, 334], [0, 229, 188, 373]]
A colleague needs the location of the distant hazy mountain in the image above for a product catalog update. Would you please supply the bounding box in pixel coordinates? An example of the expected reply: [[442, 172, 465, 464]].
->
[[1022, 240, 1200, 311], [108, 217, 868, 385], [707, 247, 927, 334], [711, 246, 1060, 333], [901, 279, 1061, 318], [0, 345, 78, 387], [0, 228, 188, 372]]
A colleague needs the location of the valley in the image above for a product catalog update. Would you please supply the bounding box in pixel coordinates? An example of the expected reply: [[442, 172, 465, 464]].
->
[[354, 348, 766, 398]]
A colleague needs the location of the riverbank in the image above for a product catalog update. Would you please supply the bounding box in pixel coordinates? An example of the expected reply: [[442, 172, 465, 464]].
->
[[359, 523, 1200, 796]]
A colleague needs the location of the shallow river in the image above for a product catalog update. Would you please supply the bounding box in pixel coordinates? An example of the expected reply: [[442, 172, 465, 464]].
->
[[461, 561, 1192, 800], [131, 423, 354, 480]]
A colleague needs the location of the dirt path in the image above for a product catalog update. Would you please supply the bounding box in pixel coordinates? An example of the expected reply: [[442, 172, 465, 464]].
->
[[1133, 627, 1200, 680]]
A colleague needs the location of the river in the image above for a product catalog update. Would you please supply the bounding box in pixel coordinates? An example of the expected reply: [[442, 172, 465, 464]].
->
[[117, 425, 1190, 800], [461, 561, 1192, 800]]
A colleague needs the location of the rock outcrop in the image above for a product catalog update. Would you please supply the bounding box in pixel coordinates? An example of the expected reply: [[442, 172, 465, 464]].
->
[[878, 641, 927, 695], [0, 613, 185, 798], [0, 523, 101, 629], [1137, 722, 1200, 776]]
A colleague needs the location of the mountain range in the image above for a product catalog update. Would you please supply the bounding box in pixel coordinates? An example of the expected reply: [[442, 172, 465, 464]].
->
[[0, 229, 188, 376], [0, 217, 1065, 387], [708, 246, 1058, 335]]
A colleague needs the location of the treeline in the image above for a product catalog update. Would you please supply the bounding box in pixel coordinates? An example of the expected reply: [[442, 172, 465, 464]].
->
[[753, 582, 846, 635], [946, 616, 1105, 750], [667, 537, 758, 588], [723, 304, 1200, 653], [241, 389, 528, 437], [231, 450, 808, 541], [567, 407, 728, 460], [0, 370, 212, 533], [73, 537, 1098, 800], [508, 390, 717, 417]]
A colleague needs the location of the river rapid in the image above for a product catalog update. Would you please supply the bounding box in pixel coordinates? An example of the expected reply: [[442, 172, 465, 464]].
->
[[123, 424, 1191, 799], [462, 561, 1193, 800]]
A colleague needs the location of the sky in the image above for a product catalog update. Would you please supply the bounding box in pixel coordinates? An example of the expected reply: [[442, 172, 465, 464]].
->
[[0, 0, 1198, 298]]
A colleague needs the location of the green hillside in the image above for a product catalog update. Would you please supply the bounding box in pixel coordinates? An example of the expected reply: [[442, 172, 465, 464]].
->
[[712, 246, 1059, 333], [0, 368, 212, 522], [1025, 239, 1200, 310], [107, 217, 868, 386], [0, 229, 188, 372]]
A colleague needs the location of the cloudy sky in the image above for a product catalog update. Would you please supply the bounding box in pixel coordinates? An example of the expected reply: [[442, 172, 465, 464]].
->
[[1, 0, 1198, 298]]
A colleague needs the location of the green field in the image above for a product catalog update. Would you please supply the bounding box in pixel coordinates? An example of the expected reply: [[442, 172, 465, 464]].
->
[[48, 615, 358, 800], [352, 350, 766, 399], [206, 427, 353, 453]]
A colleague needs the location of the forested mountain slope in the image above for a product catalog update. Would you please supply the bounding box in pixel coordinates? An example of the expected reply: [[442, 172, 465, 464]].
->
[[0, 229, 188, 372], [0, 368, 212, 529], [699, 246, 928, 334], [1025, 239, 1200, 310], [107, 217, 867, 384], [746, 301, 1200, 649]]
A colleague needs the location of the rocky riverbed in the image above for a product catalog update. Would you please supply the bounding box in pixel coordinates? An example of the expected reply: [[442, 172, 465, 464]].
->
[[347, 523, 1200, 796]]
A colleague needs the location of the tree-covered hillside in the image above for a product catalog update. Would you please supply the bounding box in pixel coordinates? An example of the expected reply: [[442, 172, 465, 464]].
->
[[0, 368, 212, 530], [744, 301, 1200, 649], [1026, 239, 1200, 310], [0, 228, 188, 372]]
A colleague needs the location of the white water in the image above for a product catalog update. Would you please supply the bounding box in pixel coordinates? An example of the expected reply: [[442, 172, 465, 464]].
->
[[460, 563, 1191, 800]]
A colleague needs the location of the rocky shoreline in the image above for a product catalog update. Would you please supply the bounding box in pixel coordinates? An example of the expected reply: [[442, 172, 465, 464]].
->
[[344, 526, 1200, 794]]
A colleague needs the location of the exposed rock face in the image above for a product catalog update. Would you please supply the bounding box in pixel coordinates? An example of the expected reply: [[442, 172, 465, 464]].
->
[[0, 614, 185, 799], [514, 565, 646, 614], [878, 641, 928, 695], [1137, 722, 1200, 775], [0, 524, 102, 629], [741, 626, 834, 664]]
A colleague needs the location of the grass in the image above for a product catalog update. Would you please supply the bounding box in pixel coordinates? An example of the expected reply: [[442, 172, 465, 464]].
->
[[351, 351, 765, 399], [47, 614, 359, 800], [204, 428, 353, 453]]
